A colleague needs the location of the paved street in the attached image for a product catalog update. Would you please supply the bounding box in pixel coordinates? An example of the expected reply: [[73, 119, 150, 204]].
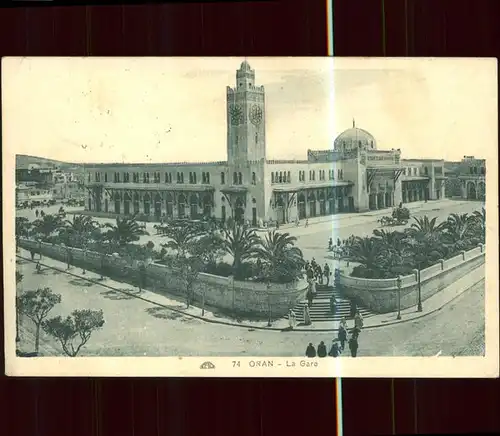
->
[[16, 256, 484, 358]]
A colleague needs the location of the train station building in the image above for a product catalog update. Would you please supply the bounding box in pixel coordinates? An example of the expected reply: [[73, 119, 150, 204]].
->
[[84, 61, 447, 226]]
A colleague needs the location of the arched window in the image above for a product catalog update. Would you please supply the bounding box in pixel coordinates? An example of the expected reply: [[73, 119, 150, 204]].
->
[[193, 172, 197, 183], [271, 173, 275, 183], [233, 172, 237, 184], [104, 173, 108, 182], [238, 172, 242, 185], [279, 172, 283, 183], [206, 172, 210, 183], [221, 172, 225, 184], [252, 172, 256, 185], [255, 133, 258, 144], [287, 171, 291, 183]]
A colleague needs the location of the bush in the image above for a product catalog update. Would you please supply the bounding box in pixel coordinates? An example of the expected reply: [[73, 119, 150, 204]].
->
[[204, 262, 233, 277]]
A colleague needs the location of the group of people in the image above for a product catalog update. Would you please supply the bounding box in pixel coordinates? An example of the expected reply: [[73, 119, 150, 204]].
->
[[304, 314, 364, 358]]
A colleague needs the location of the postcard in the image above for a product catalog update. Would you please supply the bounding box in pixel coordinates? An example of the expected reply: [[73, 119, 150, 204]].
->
[[2, 57, 498, 377]]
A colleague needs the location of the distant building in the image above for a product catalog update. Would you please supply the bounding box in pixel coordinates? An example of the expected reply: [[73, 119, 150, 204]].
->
[[83, 61, 448, 225], [16, 183, 54, 206], [445, 156, 485, 200]]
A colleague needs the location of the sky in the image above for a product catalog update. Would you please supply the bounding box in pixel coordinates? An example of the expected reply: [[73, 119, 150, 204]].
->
[[2, 57, 497, 164]]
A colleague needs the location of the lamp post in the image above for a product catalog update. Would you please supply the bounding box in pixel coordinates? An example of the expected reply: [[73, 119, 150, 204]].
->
[[396, 275, 402, 320], [417, 263, 423, 312]]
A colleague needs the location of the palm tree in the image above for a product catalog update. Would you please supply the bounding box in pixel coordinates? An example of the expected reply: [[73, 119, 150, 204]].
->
[[469, 207, 486, 243], [348, 236, 384, 272], [372, 229, 407, 252], [103, 215, 149, 246], [255, 230, 305, 283], [161, 221, 204, 258], [221, 222, 260, 280], [443, 213, 473, 244], [32, 214, 65, 241], [409, 216, 446, 237]]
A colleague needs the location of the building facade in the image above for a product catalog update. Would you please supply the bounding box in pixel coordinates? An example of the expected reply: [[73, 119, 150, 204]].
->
[[84, 61, 447, 225], [445, 156, 485, 200]]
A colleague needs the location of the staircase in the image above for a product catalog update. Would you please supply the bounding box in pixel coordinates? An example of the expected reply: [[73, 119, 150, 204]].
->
[[286, 284, 374, 323]]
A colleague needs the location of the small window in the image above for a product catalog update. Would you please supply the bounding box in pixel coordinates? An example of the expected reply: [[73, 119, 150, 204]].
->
[[252, 172, 256, 185], [287, 171, 291, 183], [221, 172, 225, 184], [238, 172, 242, 185], [271, 173, 275, 183], [233, 172, 237, 184]]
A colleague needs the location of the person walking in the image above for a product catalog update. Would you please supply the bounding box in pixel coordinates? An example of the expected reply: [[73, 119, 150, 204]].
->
[[305, 218, 309, 228], [288, 309, 297, 330], [305, 343, 316, 358], [35, 209, 39, 218], [324, 263, 331, 285], [349, 299, 357, 319], [338, 323, 347, 351], [317, 265, 323, 284], [303, 303, 312, 326], [330, 294, 337, 315], [317, 341, 327, 358], [310, 279, 317, 299], [306, 266, 314, 281], [354, 311, 364, 331], [306, 288, 314, 308], [328, 341, 340, 357], [348, 333, 359, 358]]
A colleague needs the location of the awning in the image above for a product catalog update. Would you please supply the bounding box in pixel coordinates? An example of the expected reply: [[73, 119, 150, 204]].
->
[[273, 181, 352, 192]]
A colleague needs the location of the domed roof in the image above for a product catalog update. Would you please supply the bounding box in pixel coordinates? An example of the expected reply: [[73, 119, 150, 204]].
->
[[240, 60, 252, 71], [334, 121, 377, 151]]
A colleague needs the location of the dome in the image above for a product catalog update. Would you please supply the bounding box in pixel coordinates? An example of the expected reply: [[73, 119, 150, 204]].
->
[[240, 60, 252, 71], [334, 123, 377, 151]]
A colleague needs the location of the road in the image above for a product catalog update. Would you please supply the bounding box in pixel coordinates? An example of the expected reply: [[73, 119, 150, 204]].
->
[[16, 258, 484, 358]]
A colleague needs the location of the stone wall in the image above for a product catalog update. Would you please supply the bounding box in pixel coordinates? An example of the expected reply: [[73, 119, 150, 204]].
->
[[338, 244, 485, 313], [18, 239, 307, 319]]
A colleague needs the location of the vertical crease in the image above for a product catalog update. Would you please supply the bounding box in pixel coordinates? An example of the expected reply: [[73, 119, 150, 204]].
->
[[390, 379, 396, 434], [381, 0, 386, 56], [404, 0, 409, 56], [85, 6, 92, 56], [413, 380, 419, 434]]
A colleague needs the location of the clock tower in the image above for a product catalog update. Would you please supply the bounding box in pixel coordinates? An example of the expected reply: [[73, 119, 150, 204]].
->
[[226, 61, 266, 165]]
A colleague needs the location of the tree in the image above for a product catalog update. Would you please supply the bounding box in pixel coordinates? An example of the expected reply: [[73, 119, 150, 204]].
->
[[221, 222, 260, 280], [177, 256, 205, 309], [348, 237, 385, 278], [15, 217, 31, 249], [255, 230, 305, 283], [15, 270, 24, 342], [103, 215, 149, 246], [32, 214, 65, 241], [17, 287, 61, 354], [442, 213, 473, 244], [408, 216, 446, 237], [189, 233, 226, 269], [469, 207, 486, 243], [161, 221, 204, 258], [42, 309, 105, 357]]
